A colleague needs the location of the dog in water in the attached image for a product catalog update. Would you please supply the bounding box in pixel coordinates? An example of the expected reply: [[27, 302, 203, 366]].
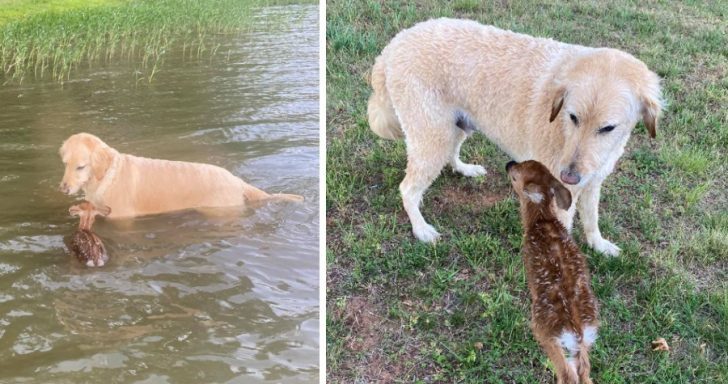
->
[[59, 133, 303, 218], [368, 18, 663, 256], [507, 160, 599, 384]]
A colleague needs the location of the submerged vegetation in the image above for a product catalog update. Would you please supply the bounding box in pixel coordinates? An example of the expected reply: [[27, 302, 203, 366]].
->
[[0, 0, 269, 83]]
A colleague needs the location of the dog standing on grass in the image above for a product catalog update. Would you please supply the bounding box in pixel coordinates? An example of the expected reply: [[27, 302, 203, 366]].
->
[[507, 160, 599, 384], [368, 18, 663, 256]]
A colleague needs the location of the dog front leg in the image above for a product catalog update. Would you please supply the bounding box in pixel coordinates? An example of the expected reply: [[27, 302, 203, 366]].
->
[[578, 182, 620, 256], [555, 199, 576, 233]]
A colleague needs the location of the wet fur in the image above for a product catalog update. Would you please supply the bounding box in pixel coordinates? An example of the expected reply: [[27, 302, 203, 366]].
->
[[368, 18, 663, 255], [59, 133, 303, 218], [68, 201, 110, 267], [508, 160, 599, 384]]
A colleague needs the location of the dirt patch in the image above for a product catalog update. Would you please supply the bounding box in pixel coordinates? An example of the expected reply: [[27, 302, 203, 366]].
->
[[338, 296, 384, 352], [329, 294, 424, 383], [437, 185, 507, 209], [431, 181, 510, 216]]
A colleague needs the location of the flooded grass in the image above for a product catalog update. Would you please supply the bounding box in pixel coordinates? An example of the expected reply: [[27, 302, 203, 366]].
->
[[0, 0, 274, 83]]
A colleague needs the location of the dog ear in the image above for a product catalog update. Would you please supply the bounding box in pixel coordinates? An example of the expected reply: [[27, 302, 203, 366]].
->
[[640, 73, 663, 139], [549, 87, 567, 122], [91, 146, 113, 181], [549, 178, 572, 210]]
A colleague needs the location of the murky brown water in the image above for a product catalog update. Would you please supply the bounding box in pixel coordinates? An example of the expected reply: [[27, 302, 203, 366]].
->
[[0, 4, 319, 383]]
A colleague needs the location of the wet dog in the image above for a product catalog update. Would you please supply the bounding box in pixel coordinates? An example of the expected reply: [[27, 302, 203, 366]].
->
[[507, 160, 599, 384], [368, 18, 663, 255], [59, 133, 303, 218]]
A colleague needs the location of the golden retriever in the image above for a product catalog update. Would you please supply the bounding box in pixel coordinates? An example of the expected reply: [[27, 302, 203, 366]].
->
[[368, 18, 663, 255], [59, 133, 302, 218]]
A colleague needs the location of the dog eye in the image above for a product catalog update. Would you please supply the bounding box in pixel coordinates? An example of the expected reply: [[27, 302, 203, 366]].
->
[[569, 113, 578, 125], [598, 125, 615, 134], [76, 165, 86, 170]]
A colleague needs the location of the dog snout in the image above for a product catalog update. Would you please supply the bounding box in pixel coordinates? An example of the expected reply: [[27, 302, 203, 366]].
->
[[59, 182, 69, 194], [560, 168, 581, 185], [505, 160, 517, 172]]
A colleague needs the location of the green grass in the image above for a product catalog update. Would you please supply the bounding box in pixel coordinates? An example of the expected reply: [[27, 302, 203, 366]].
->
[[326, 1, 727, 382], [0, 0, 125, 26], [0, 0, 275, 83]]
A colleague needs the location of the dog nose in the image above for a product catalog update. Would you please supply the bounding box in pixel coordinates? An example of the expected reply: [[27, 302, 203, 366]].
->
[[59, 182, 68, 194], [560, 169, 581, 185], [505, 161, 517, 172]]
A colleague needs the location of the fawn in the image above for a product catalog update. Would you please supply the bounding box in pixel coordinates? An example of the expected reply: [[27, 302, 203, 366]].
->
[[506, 160, 599, 384], [68, 201, 111, 267]]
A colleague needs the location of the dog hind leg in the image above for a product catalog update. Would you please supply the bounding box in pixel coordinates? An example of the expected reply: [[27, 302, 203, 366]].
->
[[396, 103, 458, 243], [400, 137, 453, 243], [450, 129, 487, 177]]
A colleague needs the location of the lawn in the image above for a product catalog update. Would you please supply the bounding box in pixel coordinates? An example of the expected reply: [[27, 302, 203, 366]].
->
[[326, 1, 727, 383]]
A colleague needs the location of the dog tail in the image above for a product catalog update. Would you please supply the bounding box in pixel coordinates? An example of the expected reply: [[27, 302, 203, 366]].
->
[[367, 56, 403, 140], [243, 185, 303, 204], [268, 193, 304, 203]]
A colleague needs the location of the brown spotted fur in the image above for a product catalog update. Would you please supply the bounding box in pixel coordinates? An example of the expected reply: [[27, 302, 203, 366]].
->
[[507, 160, 599, 384], [68, 201, 110, 267]]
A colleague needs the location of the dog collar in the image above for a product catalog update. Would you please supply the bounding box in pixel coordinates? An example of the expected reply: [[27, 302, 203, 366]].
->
[[94, 149, 120, 199]]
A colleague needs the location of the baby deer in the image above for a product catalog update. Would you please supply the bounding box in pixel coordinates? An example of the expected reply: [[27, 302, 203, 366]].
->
[[506, 160, 599, 384], [68, 201, 111, 267]]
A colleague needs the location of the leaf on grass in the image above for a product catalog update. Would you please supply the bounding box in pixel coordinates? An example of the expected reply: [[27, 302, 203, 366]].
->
[[652, 337, 670, 352]]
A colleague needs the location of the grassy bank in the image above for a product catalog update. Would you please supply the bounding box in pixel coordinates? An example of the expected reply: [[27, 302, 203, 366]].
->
[[326, 0, 727, 383], [0, 0, 124, 25], [0, 0, 270, 82]]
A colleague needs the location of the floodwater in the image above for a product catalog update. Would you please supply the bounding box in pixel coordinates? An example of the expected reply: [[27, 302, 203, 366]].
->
[[0, 4, 318, 383]]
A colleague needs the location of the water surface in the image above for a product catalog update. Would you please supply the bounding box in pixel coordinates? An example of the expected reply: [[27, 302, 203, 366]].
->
[[0, 4, 319, 383]]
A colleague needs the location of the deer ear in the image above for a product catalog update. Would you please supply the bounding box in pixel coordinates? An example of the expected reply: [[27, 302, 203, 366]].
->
[[550, 87, 567, 122], [91, 146, 113, 181], [523, 183, 545, 204], [550, 178, 572, 210]]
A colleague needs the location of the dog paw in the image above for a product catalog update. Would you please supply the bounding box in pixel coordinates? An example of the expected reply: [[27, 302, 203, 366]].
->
[[455, 163, 487, 177], [588, 235, 620, 257], [413, 223, 441, 243]]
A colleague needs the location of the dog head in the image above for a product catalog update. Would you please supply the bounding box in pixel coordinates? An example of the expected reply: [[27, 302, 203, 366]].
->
[[59, 133, 115, 195], [506, 160, 571, 211], [549, 49, 663, 186]]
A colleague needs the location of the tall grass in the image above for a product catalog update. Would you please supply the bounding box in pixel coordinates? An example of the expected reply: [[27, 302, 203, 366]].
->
[[0, 0, 268, 83]]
